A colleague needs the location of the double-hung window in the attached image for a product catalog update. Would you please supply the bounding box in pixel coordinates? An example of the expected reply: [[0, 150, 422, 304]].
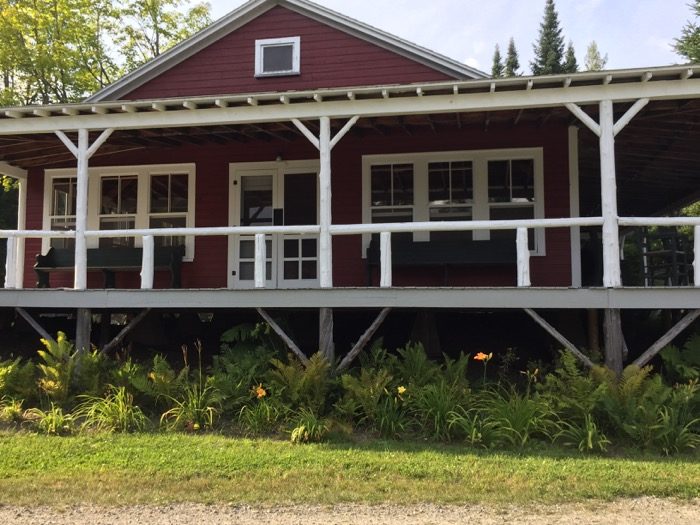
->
[[488, 158, 536, 249], [48, 177, 77, 249], [150, 173, 189, 248], [99, 175, 138, 248]]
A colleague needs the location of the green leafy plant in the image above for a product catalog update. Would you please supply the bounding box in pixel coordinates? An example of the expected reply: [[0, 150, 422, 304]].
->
[[391, 343, 440, 388], [410, 379, 469, 441], [75, 386, 150, 433], [268, 352, 331, 413], [448, 407, 494, 448], [0, 397, 24, 424], [442, 351, 471, 388], [238, 398, 287, 436], [660, 334, 700, 383], [375, 389, 410, 439], [338, 367, 393, 426], [555, 414, 610, 453], [0, 358, 36, 401], [289, 408, 329, 444], [23, 403, 74, 436]]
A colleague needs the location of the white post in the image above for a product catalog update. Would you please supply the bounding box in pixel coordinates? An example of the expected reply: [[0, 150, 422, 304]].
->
[[319, 116, 333, 288], [599, 100, 622, 288], [254, 233, 266, 289], [140, 235, 154, 290], [568, 126, 582, 288], [74, 129, 89, 290], [4, 235, 17, 289], [380, 231, 392, 288], [695, 226, 700, 288], [516, 227, 531, 287], [14, 179, 27, 288]]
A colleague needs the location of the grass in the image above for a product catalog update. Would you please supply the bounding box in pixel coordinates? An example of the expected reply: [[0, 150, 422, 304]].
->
[[0, 432, 698, 506]]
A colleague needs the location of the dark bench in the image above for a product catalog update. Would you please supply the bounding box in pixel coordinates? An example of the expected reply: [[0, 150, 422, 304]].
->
[[34, 245, 185, 288], [366, 234, 517, 285]]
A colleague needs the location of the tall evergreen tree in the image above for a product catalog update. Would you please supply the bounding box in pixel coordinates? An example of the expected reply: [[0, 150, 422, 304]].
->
[[563, 41, 578, 73], [491, 44, 504, 78], [505, 37, 520, 77], [584, 41, 608, 71], [530, 0, 566, 75], [675, 0, 700, 63]]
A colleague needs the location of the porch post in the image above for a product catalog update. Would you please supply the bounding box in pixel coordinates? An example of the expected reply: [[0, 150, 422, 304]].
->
[[319, 116, 332, 288], [74, 129, 89, 290], [14, 177, 27, 288], [599, 100, 621, 288]]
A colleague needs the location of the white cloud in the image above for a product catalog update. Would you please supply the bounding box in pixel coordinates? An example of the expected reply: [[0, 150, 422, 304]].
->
[[464, 57, 481, 70]]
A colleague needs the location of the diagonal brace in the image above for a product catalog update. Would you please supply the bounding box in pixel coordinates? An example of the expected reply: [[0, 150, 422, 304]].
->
[[292, 116, 360, 151], [633, 309, 700, 368], [336, 308, 391, 372], [524, 308, 595, 369], [257, 308, 310, 366], [100, 308, 151, 355]]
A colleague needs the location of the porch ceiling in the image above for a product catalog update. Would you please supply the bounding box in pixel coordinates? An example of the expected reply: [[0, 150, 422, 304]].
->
[[0, 98, 698, 218]]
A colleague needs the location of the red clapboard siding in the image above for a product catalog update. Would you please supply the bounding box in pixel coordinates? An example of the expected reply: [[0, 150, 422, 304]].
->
[[124, 6, 455, 100], [22, 124, 572, 289]]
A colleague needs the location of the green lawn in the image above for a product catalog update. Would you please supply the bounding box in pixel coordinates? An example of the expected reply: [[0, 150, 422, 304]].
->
[[0, 432, 698, 506]]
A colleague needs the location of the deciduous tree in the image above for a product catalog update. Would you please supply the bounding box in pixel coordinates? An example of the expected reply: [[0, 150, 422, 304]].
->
[[584, 41, 608, 71]]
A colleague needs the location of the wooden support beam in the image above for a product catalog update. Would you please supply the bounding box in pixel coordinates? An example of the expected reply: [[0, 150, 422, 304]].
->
[[633, 309, 700, 368], [524, 308, 595, 368], [15, 308, 55, 344], [101, 309, 152, 355], [337, 308, 392, 372], [75, 308, 92, 352], [257, 308, 309, 366], [603, 309, 624, 375], [318, 307, 335, 363]]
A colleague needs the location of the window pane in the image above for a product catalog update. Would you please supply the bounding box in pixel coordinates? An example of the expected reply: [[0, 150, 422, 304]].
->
[[451, 162, 473, 203], [511, 160, 534, 202], [99, 217, 135, 248], [263, 44, 294, 72], [150, 175, 169, 213], [428, 162, 450, 204], [52, 178, 76, 216], [429, 206, 472, 221], [239, 262, 254, 280], [491, 206, 536, 249], [371, 207, 412, 223], [150, 216, 186, 248], [301, 238, 317, 258], [241, 176, 273, 226], [371, 165, 391, 206], [240, 240, 254, 259], [392, 164, 414, 205], [101, 178, 119, 214], [284, 260, 299, 280], [488, 160, 510, 203], [301, 260, 316, 279], [121, 177, 138, 214], [284, 238, 299, 258], [170, 174, 188, 212]]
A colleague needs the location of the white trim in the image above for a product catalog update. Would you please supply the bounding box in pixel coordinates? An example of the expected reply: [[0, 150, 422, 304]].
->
[[568, 126, 582, 288], [228, 160, 320, 290], [362, 147, 545, 257], [255, 36, 301, 77], [42, 163, 196, 260], [2, 68, 700, 134], [0, 162, 27, 180]]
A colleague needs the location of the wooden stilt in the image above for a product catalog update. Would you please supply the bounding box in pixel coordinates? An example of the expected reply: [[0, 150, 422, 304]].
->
[[319, 307, 335, 363], [524, 308, 595, 368], [75, 308, 92, 352], [603, 309, 624, 375], [257, 308, 309, 366], [337, 308, 391, 372], [587, 309, 600, 356], [99, 311, 111, 350], [633, 309, 700, 368], [101, 309, 151, 355], [15, 307, 55, 344]]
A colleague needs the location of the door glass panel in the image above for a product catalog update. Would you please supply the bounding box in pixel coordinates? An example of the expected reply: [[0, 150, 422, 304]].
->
[[284, 173, 317, 225], [241, 175, 273, 226]]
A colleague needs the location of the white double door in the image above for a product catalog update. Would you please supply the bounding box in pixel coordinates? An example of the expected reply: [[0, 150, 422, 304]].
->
[[228, 161, 320, 289]]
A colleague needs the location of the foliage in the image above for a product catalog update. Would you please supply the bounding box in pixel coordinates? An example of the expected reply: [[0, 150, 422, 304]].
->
[[268, 352, 331, 413], [0, 358, 35, 401], [238, 397, 287, 436], [491, 44, 504, 78], [563, 41, 578, 73], [391, 343, 440, 388], [289, 408, 329, 444], [75, 385, 149, 433], [675, 0, 700, 63], [23, 403, 75, 435], [338, 367, 393, 425], [660, 334, 700, 383], [410, 379, 469, 441], [0, 396, 24, 423], [530, 0, 567, 75], [36, 332, 108, 406], [448, 407, 494, 448], [502, 38, 520, 77], [555, 414, 610, 453], [584, 41, 608, 71]]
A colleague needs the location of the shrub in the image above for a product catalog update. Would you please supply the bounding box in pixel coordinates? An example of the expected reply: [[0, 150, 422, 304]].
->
[[660, 334, 700, 383], [0, 397, 24, 424], [23, 403, 74, 436], [289, 408, 329, 444], [75, 386, 150, 433], [268, 352, 331, 413], [338, 367, 393, 426], [0, 358, 36, 401], [391, 343, 440, 388]]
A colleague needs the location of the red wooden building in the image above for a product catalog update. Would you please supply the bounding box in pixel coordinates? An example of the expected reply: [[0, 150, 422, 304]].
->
[[1, 0, 699, 372]]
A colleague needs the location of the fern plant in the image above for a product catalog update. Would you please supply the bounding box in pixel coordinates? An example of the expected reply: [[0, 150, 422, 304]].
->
[[0, 358, 36, 401], [338, 367, 393, 425], [391, 343, 440, 388], [660, 334, 700, 383], [268, 352, 331, 413]]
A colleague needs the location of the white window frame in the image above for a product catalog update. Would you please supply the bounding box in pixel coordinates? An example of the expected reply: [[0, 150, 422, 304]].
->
[[43, 163, 196, 261], [362, 148, 545, 256], [254, 36, 301, 77]]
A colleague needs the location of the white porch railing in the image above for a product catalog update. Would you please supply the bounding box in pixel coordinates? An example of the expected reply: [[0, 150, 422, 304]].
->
[[2, 218, 699, 291]]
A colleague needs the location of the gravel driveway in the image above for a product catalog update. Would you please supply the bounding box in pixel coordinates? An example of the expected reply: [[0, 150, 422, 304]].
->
[[2, 498, 699, 525]]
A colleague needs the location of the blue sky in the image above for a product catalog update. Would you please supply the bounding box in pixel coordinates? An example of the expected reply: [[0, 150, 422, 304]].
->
[[207, 0, 693, 73]]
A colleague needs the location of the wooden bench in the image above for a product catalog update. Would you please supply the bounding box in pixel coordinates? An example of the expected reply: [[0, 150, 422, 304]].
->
[[34, 245, 185, 289], [366, 234, 517, 285]]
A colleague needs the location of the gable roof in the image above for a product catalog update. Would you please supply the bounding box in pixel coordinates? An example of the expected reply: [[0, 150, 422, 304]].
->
[[86, 0, 488, 102]]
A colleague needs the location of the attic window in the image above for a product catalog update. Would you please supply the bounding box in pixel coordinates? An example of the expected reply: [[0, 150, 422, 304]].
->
[[255, 37, 301, 77]]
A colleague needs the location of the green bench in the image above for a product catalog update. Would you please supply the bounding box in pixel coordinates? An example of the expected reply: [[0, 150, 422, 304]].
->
[[366, 234, 517, 285], [34, 245, 185, 289]]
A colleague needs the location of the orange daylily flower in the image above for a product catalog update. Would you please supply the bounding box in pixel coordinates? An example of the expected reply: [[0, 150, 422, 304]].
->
[[254, 384, 267, 399], [474, 352, 493, 362]]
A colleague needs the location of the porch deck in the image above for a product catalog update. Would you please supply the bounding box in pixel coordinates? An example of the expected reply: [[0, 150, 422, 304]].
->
[[0, 286, 697, 310]]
